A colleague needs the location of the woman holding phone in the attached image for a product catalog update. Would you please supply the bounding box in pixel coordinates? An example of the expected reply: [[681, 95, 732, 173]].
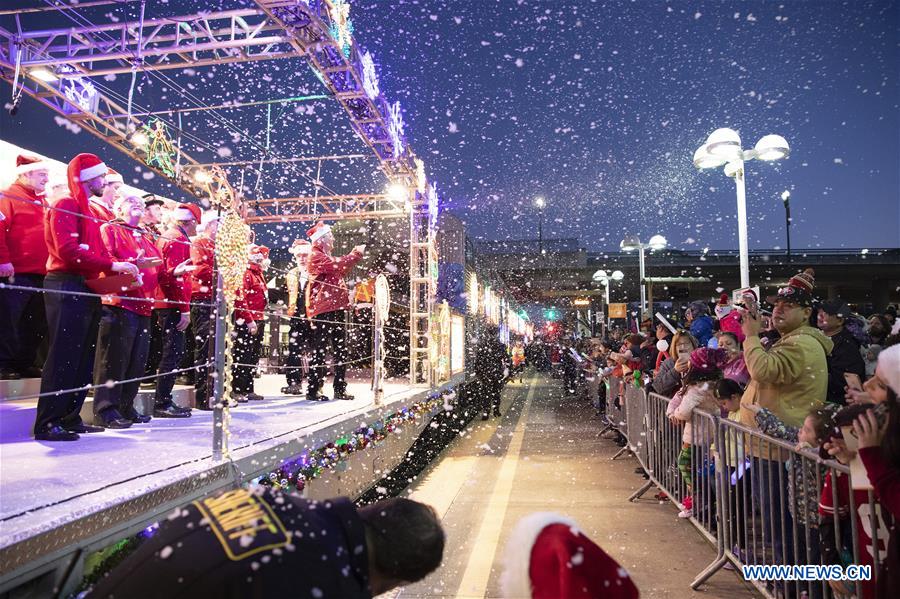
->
[[650, 330, 698, 397]]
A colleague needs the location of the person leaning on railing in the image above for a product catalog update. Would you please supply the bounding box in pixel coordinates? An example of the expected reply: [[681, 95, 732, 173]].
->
[[650, 330, 698, 398], [822, 344, 900, 599]]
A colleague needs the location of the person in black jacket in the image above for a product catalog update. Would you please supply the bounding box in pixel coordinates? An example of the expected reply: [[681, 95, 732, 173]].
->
[[474, 325, 510, 419], [818, 299, 866, 405], [88, 488, 445, 598]]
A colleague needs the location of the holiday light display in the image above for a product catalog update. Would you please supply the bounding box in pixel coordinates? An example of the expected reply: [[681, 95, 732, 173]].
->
[[326, 0, 354, 59], [387, 100, 405, 159], [360, 50, 379, 100], [141, 119, 177, 178]]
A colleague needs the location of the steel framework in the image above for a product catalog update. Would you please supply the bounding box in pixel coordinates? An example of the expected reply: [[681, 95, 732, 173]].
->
[[0, 0, 438, 376]]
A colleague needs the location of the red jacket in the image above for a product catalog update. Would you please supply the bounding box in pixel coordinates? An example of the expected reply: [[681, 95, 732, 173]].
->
[[44, 195, 114, 279], [0, 182, 49, 275], [190, 234, 215, 300], [154, 226, 192, 312], [306, 246, 362, 319], [234, 264, 267, 323], [99, 221, 161, 317], [89, 199, 114, 224]]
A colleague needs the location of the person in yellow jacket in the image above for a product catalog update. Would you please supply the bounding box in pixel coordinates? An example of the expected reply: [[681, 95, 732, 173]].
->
[[737, 268, 833, 567]]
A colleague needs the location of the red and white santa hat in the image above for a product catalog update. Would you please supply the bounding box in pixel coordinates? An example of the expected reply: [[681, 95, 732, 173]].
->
[[173, 202, 201, 222], [500, 513, 639, 599], [105, 168, 124, 184], [15, 154, 50, 176], [67, 153, 108, 205], [306, 221, 332, 244]]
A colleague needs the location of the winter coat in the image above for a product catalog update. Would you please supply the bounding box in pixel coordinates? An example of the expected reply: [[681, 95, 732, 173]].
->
[[753, 407, 823, 527], [690, 315, 715, 347], [650, 357, 681, 397], [44, 195, 113, 279], [99, 221, 161, 317], [667, 383, 718, 445], [88, 489, 371, 599], [0, 182, 49, 274], [306, 245, 362, 319], [858, 447, 900, 599], [474, 335, 509, 385], [825, 327, 866, 405], [739, 325, 833, 460], [153, 226, 192, 312], [234, 264, 267, 323], [189, 234, 215, 301]]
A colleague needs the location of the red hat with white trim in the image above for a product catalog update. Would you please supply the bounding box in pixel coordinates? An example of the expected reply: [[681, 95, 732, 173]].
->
[[66, 153, 108, 205], [500, 513, 639, 599], [173, 202, 201, 222], [306, 221, 332, 245], [15, 154, 50, 176], [289, 239, 312, 256], [105, 168, 124, 184]]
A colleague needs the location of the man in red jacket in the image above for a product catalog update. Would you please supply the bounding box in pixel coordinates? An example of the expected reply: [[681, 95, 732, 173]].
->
[[0, 155, 50, 380], [305, 223, 364, 402], [189, 215, 218, 409], [35, 153, 140, 442], [93, 195, 163, 428], [152, 202, 199, 418], [232, 244, 269, 402]]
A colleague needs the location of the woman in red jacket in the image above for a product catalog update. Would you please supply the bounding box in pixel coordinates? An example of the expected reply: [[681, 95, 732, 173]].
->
[[93, 195, 163, 428], [232, 244, 269, 403]]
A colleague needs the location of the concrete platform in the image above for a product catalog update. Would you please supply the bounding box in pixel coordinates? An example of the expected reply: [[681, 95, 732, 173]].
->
[[398, 373, 760, 599]]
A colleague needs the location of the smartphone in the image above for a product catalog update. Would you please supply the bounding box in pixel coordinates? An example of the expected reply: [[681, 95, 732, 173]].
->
[[843, 372, 863, 392], [677, 349, 691, 362]]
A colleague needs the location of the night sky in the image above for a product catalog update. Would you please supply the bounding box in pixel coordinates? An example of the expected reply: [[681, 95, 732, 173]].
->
[[1, 0, 897, 252]]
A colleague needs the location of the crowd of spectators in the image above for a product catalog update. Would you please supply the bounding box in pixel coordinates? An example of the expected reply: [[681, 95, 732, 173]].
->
[[540, 268, 899, 598]]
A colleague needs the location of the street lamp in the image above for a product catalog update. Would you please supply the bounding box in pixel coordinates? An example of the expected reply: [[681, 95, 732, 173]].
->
[[781, 190, 792, 262], [534, 197, 546, 255], [620, 234, 667, 316], [693, 128, 790, 288], [593, 269, 624, 335]]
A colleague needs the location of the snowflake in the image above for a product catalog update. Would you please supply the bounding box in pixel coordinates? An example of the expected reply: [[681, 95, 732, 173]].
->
[[360, 50, 379, 100], [387, 101, 405, 159]]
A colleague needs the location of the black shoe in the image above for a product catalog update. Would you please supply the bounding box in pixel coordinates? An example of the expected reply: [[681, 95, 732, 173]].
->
[[333, 392, 354, 401], [35, 424, 79, 441], [493, 409, 501, 417], [95, 410, 133, 429], [247, 393, 265, 401], [18, 366, 42, 378], [310, 395, 330, 402], [0, 368, 21, 380], [153, 404, 191, 418], [481, 412, 489, 420], [281, 384, 304, 395], [234, 394, 249, 403], [121, 409, 152, 424], [64, 422, 105, 434]]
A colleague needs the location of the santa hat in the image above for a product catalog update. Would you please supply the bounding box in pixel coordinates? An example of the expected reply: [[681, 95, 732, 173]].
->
[[715, 293, 733, 318], [254, 245, 270, 259], [173, 202, 201, 222], [67, 153, 108, 205], [289, 239, 312, 256], [878, 344, 900, 397], [15, 154, 50, 176], [717, 293, 730, 307], [306, 221, 332, 244], [105, 169, 124, 184], [500, 513, 639, 599]]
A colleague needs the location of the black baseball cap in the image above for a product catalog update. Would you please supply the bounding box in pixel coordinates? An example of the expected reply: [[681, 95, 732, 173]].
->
[[143, 193, 164, 208], [820, 299, 851, 319]]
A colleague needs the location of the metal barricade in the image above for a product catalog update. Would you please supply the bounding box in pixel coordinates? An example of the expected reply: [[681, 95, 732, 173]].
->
[[618, 389, 888, 598]]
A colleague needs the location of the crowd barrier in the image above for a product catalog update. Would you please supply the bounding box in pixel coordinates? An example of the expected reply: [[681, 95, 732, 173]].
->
[[596, 382, 886, 599]]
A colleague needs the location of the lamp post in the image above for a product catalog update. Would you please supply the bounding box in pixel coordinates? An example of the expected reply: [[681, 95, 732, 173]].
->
[[534, 196, 546, 255], [620, 234, 667, 317], [592, 269, 624, 336], [693, 128, 790, 288], [781, 190, 792, 262]]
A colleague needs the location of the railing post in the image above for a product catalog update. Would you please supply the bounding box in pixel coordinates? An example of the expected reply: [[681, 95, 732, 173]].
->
[[211, 272, 226, 461]]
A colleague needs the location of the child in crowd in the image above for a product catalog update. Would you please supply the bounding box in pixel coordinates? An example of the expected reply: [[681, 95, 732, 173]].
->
[[715, 378, 748, 562], [743, 400, 837, 597], [666, 347, 722, 518]]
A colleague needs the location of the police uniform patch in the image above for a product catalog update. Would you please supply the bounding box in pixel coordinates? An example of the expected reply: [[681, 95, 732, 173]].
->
[[193, 489, 290, 561]]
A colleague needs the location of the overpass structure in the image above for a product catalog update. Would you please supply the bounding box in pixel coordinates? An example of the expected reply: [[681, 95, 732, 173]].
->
[[475, 238, 900, 312]]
